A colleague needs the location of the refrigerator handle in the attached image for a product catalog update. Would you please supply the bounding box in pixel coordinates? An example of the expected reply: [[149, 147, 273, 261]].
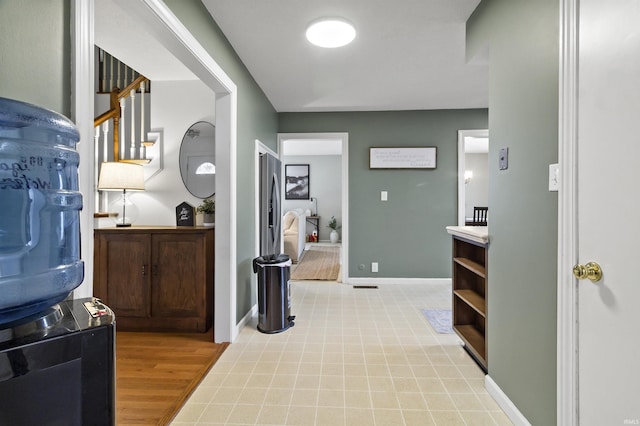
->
[[268, 174, 278, 229], [268, 200, 273, 229]]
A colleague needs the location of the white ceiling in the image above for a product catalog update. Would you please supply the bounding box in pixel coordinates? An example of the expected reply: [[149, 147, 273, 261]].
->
[[201, 0, 488, 112], [95, 0, 488, 113], [94, 0, 197, 81]]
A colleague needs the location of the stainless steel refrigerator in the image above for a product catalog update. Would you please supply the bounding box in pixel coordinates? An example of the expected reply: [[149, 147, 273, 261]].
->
[[259, 153, 282, 256]]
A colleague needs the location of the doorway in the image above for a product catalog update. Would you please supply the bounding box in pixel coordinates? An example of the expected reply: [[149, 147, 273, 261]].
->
[[277, 133, 349, 283], [74, 0, 238, 342], [457, 129, 489, 226]]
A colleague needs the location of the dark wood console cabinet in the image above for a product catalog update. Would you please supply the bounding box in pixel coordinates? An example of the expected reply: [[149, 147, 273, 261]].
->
[[94, 226, 214, 332]]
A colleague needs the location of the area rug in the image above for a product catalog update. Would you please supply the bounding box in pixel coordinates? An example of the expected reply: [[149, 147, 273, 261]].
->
[[421, 309, 454, 334], [290, 246, 340, 281]]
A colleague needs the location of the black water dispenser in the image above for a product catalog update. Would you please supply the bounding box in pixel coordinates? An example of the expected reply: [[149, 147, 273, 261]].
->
[[0, 97, 115, 425]]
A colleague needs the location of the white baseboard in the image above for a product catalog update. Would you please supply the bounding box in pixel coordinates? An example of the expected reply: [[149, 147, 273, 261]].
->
[[485, 375, 531, 426], [234, 303, 258, 339], [346, 277, 451, 286]]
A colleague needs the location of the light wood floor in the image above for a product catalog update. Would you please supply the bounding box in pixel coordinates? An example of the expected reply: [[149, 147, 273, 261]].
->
[[116, 329, 228, 425]]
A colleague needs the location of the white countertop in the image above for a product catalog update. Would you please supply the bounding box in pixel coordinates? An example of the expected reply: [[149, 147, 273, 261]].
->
[[446, 226, 489, 244]]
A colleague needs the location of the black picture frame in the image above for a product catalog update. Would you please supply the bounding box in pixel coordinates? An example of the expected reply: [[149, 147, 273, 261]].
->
[[285, 164, 310, 200]]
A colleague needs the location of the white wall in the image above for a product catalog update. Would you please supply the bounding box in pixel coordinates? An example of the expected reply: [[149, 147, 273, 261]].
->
[[465, 152, 489, 218], [97, 79, 215, 227], [282, 155, 342, 241]]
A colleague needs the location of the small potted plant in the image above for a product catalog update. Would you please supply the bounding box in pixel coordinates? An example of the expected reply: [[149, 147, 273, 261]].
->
[[327, 216, 341, 244], [197, 195, 215, 226]]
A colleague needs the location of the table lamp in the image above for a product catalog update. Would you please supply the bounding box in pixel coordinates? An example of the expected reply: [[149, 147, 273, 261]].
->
[[97, 162, 145, 227], [309, 197, 318, 216]]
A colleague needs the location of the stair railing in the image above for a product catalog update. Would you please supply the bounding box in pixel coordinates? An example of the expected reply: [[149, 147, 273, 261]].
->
[[94, 75, 157, 213], [94, 75, 149, 162]]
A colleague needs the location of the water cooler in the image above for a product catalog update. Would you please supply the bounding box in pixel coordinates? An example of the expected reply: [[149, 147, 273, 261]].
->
[[0, 97, 115, 425]]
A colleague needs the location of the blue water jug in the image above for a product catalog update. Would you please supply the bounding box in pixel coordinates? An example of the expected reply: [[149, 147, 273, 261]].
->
[[0, 97, 84, 324]]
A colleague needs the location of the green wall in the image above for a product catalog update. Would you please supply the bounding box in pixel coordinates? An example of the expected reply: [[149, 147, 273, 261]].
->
[[467, 2, 559, 424], [0, 0, 71, 116], [279, 110, 488, 278], [164, 0, 278, 322]]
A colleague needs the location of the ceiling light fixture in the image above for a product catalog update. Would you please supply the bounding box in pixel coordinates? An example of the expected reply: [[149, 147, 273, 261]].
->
[[306, 18, 356, 48]]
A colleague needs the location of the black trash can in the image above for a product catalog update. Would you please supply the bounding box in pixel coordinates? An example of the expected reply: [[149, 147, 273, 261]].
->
[[252, 254, 295, 333]]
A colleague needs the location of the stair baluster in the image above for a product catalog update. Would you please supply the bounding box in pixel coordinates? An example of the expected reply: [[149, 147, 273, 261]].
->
[[109, 54, 114, 92], [102, 121, 109, 163], [94, 126, 101, 211], [140, 81, 146, 160], [116, 57, 121, 90], [119, 97, 126, 160], [130, 89, 136, 160]]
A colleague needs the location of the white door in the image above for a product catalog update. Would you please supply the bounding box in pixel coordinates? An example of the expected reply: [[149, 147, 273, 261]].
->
[[575, 1, 640, 424]]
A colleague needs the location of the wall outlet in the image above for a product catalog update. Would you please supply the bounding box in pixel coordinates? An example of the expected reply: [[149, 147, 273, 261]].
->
[[371, 262, 378, 273], [381, 191, 388, 201]]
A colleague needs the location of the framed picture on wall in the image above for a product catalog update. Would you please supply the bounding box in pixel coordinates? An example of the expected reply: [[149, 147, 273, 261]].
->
[[285, 164, 310, 199], [369, 147, 437, 169]]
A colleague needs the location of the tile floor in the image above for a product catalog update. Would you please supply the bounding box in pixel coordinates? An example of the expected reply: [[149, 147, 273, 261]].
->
[[171, 281, 512, 425]]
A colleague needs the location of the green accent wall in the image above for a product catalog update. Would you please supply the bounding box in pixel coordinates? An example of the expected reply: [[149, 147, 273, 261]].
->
[[467, 2, 559, 424], [0, 0, 71, 116], [279, 110, 487, 278], [163, 0, 278, 322]]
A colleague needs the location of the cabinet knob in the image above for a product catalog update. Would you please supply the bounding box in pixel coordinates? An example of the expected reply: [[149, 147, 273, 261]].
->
[[142, 265, 147, 276], [572, 261, 603, 282]]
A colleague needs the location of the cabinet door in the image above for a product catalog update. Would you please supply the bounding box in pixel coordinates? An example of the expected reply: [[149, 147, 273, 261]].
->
[[96, 233, 151, 318], [151, 233, 206, 318]]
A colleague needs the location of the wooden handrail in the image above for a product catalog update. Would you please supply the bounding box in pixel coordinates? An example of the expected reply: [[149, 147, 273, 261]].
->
[[94, 108, 119, 128], [93, 76, 148, 127], [94, 76, 148, 161], [118, 75, 148, 101]]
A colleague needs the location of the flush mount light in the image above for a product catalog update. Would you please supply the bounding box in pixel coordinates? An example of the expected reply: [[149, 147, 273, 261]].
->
[[306, 18, 356, 48]]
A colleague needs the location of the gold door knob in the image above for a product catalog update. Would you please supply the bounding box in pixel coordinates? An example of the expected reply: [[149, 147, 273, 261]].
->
[[572, 261, 603, 282]]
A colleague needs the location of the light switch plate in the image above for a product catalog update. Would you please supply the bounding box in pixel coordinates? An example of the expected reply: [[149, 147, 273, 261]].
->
[[549, 163, 559, 191], [499, 147, 509, 170], [381, 191, 388, 201]]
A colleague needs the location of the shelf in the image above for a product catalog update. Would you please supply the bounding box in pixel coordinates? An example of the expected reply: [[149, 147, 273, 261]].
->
[[454, 325, 486, 368], [453, 257, 486, 278], [451, 232, 488, 372], [454, 290, 486, 317]]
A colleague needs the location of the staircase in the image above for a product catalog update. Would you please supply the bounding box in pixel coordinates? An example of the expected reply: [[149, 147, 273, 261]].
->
[[94, 47, 162, 212]]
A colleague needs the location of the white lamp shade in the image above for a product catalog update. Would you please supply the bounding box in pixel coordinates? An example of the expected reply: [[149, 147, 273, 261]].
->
[[98, 162, 145, 191]]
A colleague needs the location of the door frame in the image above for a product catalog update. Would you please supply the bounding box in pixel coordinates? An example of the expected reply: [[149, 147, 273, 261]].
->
[[277, 132, 349, 284], [457, 129, 489, 226], [557, 0, 579, 424], [72, 0, 239, 343]]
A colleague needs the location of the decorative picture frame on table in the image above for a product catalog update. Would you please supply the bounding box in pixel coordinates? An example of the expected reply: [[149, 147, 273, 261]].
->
[[369, 147, 437, 169], [176, 202, 195, 226], [285, 164, 310, 199]]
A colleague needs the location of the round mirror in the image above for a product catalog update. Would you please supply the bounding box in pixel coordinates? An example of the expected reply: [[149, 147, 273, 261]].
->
[[179, 121, 215, 198]]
